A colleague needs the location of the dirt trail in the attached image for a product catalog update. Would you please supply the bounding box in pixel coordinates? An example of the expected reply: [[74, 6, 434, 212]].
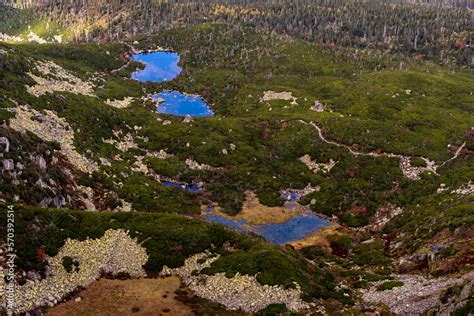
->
[[300, 120, 405, 159], [440, 141, 466, 167], [299, 120, 465, 178]]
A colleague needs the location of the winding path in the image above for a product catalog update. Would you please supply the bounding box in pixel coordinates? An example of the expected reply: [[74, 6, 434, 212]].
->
[[299, 120, 465, 180], [300, 120, 404, 159], [440, 141, 466, 167]]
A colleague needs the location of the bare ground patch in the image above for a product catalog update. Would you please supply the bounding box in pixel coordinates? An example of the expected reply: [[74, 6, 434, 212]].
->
[[46, 276, 194, 316]]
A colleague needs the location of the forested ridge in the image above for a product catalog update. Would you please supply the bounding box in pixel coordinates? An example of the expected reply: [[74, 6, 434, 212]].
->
[[1, 0, 472, 66]]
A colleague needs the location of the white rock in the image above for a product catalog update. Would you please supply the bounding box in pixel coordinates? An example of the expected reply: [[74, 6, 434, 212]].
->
[[8, 230, 148, 314], [310, 101, 325, 112], [2, 159, 14, 171], [0, 137, 10, 152], [99, 158, 111, 166], [160, 252, 309, 313]]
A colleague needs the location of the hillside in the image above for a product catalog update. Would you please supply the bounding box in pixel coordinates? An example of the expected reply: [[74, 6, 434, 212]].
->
[[0, 2, 473, 315], [1, 0, 472, 66]]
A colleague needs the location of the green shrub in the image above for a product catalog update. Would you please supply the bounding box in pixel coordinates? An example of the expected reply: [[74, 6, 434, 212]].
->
[[452, 298, 473, 316], [365, 274, 393, 282], [258, 304, 293, 315], [328, 234, 352, 257], [353, 280, 368, 288], [352, 241, 390, 266], [442, 245, 456, 258], [440, 285, 461, 304], [376, 280, 404, 291], [62, 256, 79, 273], [329, 235, 352, 249], [410, 157, 427, 167]]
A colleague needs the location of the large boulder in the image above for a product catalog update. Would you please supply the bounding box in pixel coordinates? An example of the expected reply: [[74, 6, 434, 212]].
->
[[2, 159, 14, 171], [0, 137, 10, 152]]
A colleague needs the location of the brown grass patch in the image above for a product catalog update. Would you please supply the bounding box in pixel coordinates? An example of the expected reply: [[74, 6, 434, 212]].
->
[[289, 224, 343, 251], [206, 191, 306, 225], [46, 276, 194, 316]]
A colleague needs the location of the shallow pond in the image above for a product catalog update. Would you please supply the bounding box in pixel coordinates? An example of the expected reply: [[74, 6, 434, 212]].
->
[[132, 51, 214, 117], [253, 214, 330, 244], [161, 181, 201, 192], [203, 210, 330, 245], [282, 191, 299, 202]]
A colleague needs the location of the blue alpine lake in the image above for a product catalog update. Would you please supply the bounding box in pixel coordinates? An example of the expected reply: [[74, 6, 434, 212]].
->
[[153, 91, 214, 117], [202, 211, 330, 245], [131, 51, 181, 82], [131, 51, 214, 117]]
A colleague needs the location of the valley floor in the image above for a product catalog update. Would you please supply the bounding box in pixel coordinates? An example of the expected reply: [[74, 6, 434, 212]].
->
[[0, 18, 472, 315]]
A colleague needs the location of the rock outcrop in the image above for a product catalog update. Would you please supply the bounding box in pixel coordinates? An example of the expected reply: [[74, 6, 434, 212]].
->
[[160, 252, 310, 313], [361, 272, 473, 315], [185, 158, 220, 171], [26, 60, 95, 97], [310, 101, 325, 112], [2, 229, 148, 314], [358, 203, 403, 233], [399, 156, 437, 180], [451, 181, 474, 195], [261, 91, 297, 104], [105, 97, 135, 109], [103, 130, 142, 152], [8, 106, 98, 173], [299, 154, 336, 174]]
